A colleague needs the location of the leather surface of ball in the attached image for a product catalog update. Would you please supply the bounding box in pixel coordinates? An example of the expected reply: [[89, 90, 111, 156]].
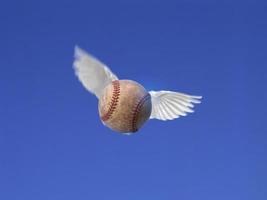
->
[[98, 80, 152, 134]]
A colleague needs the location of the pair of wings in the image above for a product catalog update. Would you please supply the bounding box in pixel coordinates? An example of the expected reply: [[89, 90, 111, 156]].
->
[[73, 46, 202, 121]]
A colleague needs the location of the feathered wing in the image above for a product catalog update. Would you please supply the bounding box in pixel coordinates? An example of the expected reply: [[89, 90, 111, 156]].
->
[[149, 90, 202, 120], [73, 46, 118, 98]]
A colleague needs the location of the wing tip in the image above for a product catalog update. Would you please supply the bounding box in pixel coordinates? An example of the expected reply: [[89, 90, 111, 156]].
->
[[74, 45, 84, 58], [194, 96, 202, 99], [189, 95, 202, 104]]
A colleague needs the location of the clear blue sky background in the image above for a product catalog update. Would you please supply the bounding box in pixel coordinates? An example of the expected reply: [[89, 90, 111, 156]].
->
[[1, 0, 267, 199]]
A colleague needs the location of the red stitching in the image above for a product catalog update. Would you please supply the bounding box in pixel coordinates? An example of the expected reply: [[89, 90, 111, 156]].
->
[[101, 80, 120, 121], [130, 93, 151, 132]]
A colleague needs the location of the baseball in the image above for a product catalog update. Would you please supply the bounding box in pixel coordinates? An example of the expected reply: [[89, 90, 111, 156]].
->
[[98, 80, 152, 133]]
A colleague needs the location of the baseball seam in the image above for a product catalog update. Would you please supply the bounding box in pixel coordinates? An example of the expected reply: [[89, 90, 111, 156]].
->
[[130, 93, 151, 132], [101, 80, 120, 121]]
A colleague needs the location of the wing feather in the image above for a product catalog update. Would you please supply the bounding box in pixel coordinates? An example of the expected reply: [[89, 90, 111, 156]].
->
[[73, 46, 118, 98], [149, 90, 202, 120], [158, 102, 168, 120], [161, 101, 177, 119], [169, 97, 193, 113], [165, 98, 187, 116]]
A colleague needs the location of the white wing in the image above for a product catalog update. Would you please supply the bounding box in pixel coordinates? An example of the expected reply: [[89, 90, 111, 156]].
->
[[149, 90, 202, 120], [73, 46, 118, 98]]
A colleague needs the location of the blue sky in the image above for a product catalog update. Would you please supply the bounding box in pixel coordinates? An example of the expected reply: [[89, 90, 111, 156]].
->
[[1, 0, 267, 199]]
